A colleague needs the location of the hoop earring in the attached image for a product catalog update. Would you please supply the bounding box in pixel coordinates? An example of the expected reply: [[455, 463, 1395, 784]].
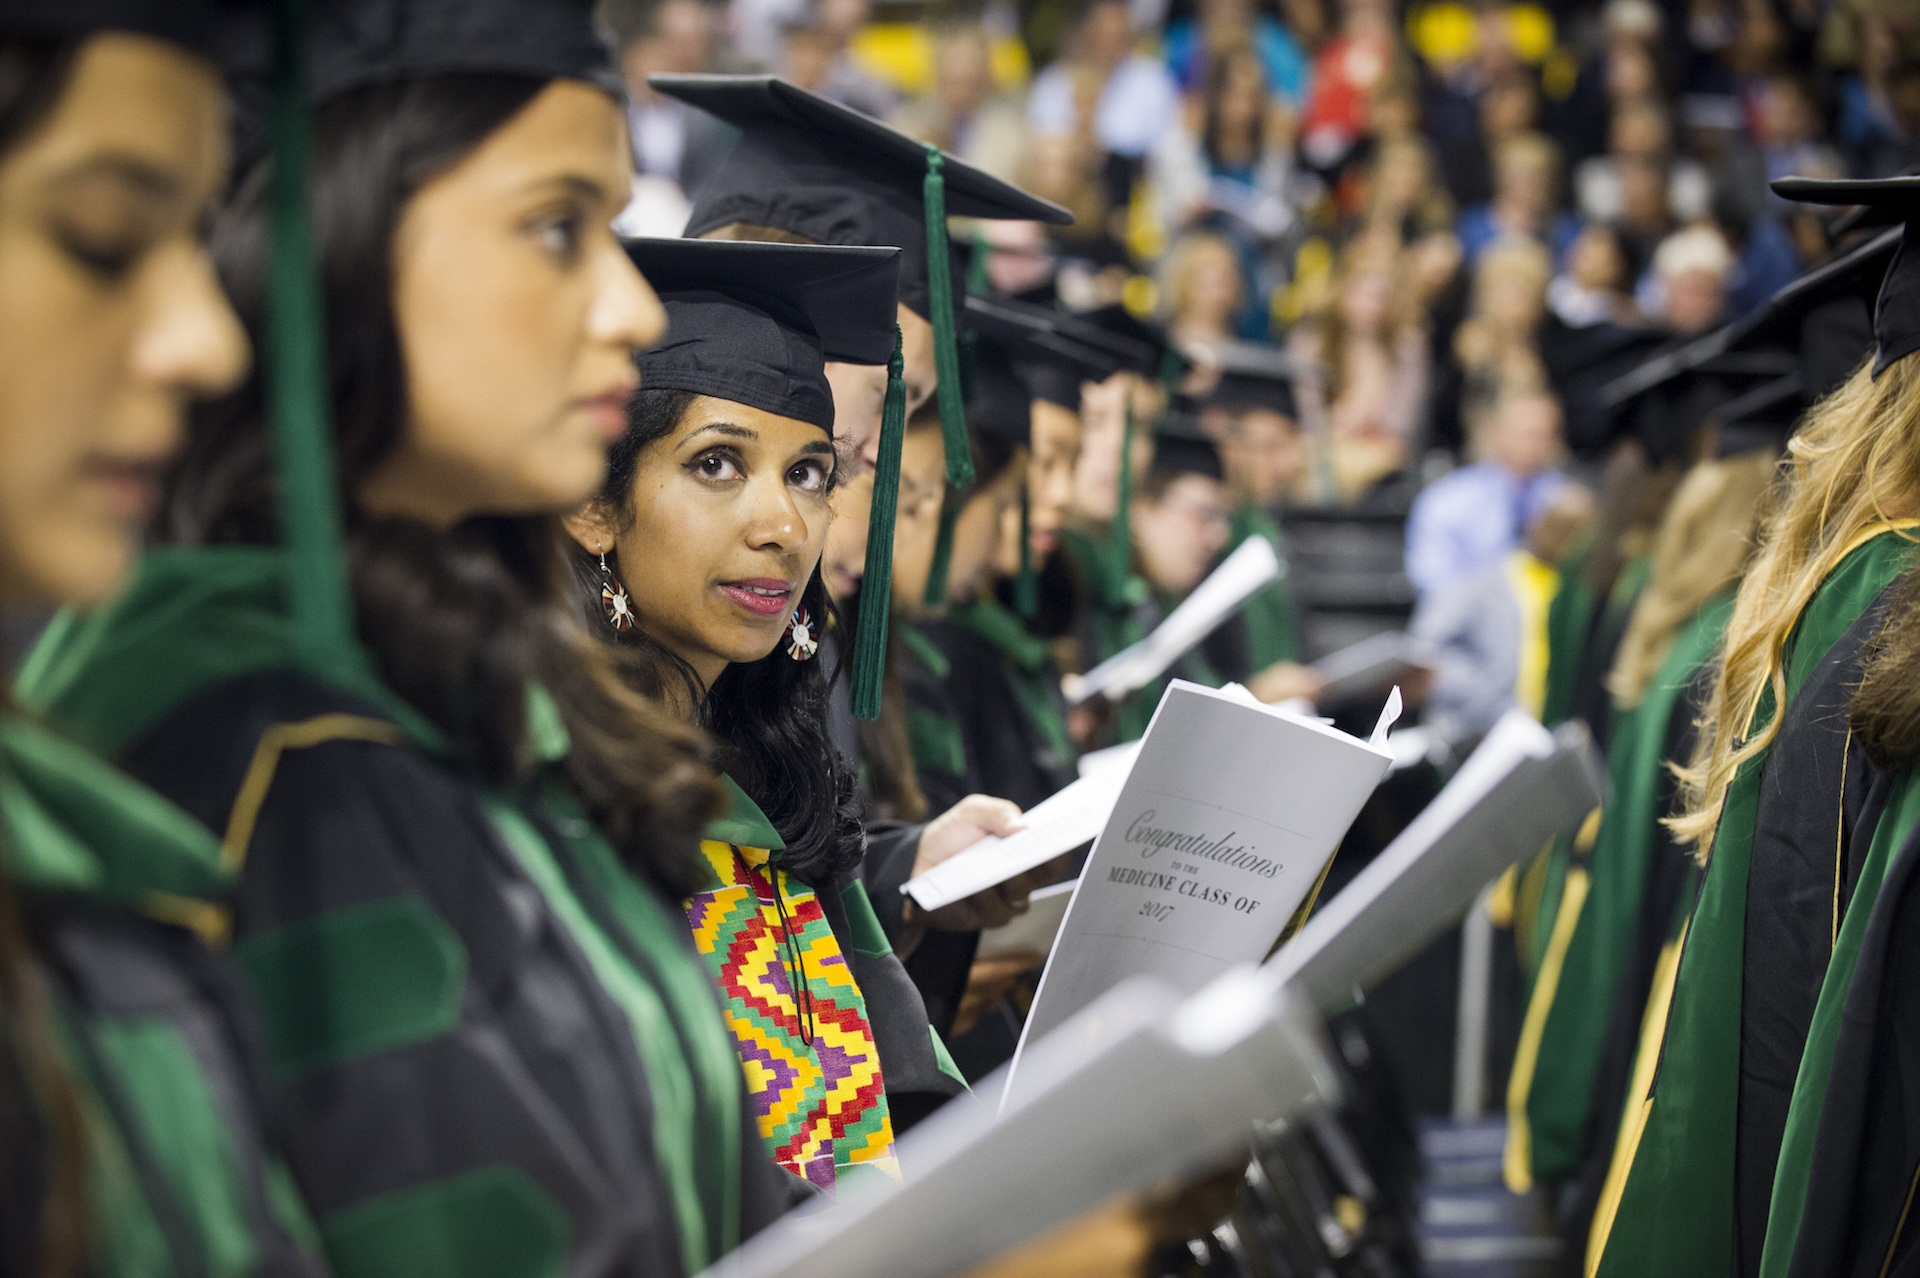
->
[[786, 605, 818, 661], [600, 551, 635, 632]]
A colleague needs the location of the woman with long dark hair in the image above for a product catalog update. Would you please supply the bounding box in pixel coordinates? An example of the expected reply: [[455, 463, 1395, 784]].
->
[[0, 4, 328, 1274], [565, 235, 975, 1187], [21, 4, 795, 1274]]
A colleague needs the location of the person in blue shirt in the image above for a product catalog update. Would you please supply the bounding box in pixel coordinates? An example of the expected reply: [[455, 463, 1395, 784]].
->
[[1163, 0, 1311, 106], [1405, 388, 1572, 601]]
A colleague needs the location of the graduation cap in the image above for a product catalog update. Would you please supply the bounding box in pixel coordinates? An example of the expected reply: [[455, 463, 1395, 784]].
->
[[652, 74, 1072, 497], [1772, 176, 1920, 376], [624, 237, 900, 431], [0, 0, 252, 60], [1148, 415, 1226, 485], [298, 0, 617, 102], [1197, 341, 1300, 421], [962, 295, 1124, 413], [1597, 226, 1897, 460], [623, 237, 907, 718]]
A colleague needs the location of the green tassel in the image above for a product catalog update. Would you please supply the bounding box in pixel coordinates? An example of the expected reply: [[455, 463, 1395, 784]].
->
[[852, 327, 908, 720], [924, 145, 973, 488], [1107, 397, 1136, 603], [967, 225, 992, 297], [268, 0, 360, 685], [1015, 485, 1038, 620], [921, 488, 959, 608]]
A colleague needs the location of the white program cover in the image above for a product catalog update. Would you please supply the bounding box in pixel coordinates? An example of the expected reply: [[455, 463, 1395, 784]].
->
[[694, 967, 1338, 1278], [1267, 710, 1607, 1009], [1004, 680, 1396, 1103]]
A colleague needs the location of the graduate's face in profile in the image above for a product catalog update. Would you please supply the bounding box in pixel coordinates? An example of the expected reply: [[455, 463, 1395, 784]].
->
[[1027, 398, 1083, 557], [1131, 473, 1232, 596], [820, 468, 872, 603], [1071, 372, 1149, 523], [824, 360, 887, 475], [898, 303, 936, 415], [945, 453, 1027, 603], [0, 34, 245, 607], [886, 424, 952, 616], [359, 79, 664, 529], [603, 395, 836, 689]]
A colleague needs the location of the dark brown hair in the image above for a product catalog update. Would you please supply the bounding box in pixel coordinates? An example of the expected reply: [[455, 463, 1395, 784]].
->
[[0, 34, 92, 1278], [159, 74, 720, 894]]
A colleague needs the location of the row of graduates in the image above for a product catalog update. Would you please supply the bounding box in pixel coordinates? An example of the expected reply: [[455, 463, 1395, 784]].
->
[[1500, 174, 1920, 1277], [0, 0, 1328, 1275]]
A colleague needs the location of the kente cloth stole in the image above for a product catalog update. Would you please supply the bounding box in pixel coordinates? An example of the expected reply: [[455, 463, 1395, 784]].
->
[[686, 839, 898, 1190]]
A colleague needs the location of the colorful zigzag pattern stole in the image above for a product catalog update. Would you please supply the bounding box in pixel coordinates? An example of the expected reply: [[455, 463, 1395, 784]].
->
[[687, 838, 899, 1190]]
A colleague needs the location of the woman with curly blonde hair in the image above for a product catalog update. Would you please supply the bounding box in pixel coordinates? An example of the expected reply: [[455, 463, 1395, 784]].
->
[[1589, 192, 1920, 1278]]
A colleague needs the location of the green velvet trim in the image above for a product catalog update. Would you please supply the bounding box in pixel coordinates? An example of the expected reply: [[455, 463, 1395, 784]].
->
[[907, 706, 967, 777], [89, 1014, 259, 1278], [922, 146, 972, 488], [705, 774, 785, 853], [853, 328, 909, 721], [838, 879, 894, 958], [929, 1024, 967, 1089], [900, 625, 952, 681], [235, 895, 466, 1082], [319, 1167, 568, 1278], [0, 714, 224, 901]]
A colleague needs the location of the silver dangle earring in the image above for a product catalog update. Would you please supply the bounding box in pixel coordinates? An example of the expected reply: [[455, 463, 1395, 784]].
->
[[600, 551, 635, 632], [786, 605, 818, 661]]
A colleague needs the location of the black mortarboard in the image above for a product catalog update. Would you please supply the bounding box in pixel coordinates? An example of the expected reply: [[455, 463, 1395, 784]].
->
[[1150, 416, 1226, 484], [962, 294, 1123, 412], [302, 0, 619, 102], [1069, 305, 1178, 380], [967, 354, 1033, 446], [623, 237, 901, 432], [657, 75, 1071, 319], [0, 0, 253, 61], [655, 74, 1070, 497], [1772, 177, 1920, 375], [1199, 341, 1300, 420], [1598, 225, 1897, 458]]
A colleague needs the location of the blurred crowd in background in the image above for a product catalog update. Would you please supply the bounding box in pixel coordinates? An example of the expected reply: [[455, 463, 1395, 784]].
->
[[599, 0, 1913, 722]]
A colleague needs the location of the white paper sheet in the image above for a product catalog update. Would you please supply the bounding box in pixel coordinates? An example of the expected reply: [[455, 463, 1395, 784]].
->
[[902, 744, 1140, 911], [1004, 680, 1395, 1104], [976, 879, 1078, 960], [1063, 535, 1282, 705], [694, 968, 1338, 1278], [1310, 630, 1432, 708]]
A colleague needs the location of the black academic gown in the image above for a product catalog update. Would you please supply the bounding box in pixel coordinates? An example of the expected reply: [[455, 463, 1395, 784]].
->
[[1733, 590, 1901, 1277], [120, 670, 796, 1278], [1783, 811, 1920, 1277]]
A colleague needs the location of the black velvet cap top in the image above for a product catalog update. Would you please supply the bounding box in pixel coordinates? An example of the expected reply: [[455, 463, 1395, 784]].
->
[[1, 0, 254, 64], [963, 295, 1123, 413], [1151, 414, 1225, 483], [653, 74, 1071, 322], [624, 237, 901, 434], [1773, 176, 1920, 376], [1200, 342, 1299, 419], [300, 0, 620, 103]]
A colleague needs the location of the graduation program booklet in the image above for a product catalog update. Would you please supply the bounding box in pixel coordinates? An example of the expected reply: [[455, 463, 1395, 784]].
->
[[694, 966, 1339, 1278], [1006, 679, 1397, 1098], [1063, 534, 1282, 705], [1266, 710, 1606, 1009]]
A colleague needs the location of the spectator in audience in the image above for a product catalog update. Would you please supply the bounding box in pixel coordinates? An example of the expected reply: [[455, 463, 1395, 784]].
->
[[1164, 230, 1253, 347], [1549, 222, 1640, 327], [1151, 45, 1300, 247], [1756, 72, 1845, 189], [1297, 0, 1399, 170], [1360, 133, 1455, 241], [1575, 99, 1713, 232], [1305, 231, 1429, 503], [1457, 131, 1582, 263], [610, 0, 731, 233], [1438, 66, 1541, 210], [1405, 388, 1570, 600], [1454, 237, 1551, 438], [1412, 481, 1596, 740], [890, 22, 1030, 182], [1163, 0, 1311, 106], [1641, 223, 1734, 334], [1028, 0, 1181, 161], [784, 0, 897, 117]]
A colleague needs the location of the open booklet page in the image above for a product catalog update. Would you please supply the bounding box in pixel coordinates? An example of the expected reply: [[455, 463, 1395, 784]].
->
[[1266, 710, 1606, 1009], [695, 967, 1338, 1278], [1005, 680, 1398, 1099], [902, 742, 1140, 911], [1064, 534, 1281, 706]]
